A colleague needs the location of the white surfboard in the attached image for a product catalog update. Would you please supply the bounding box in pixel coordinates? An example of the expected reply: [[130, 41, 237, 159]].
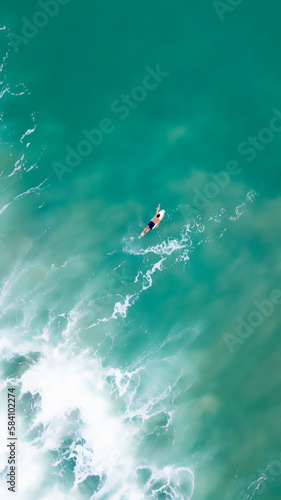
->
[[153, 209, 165, 229]]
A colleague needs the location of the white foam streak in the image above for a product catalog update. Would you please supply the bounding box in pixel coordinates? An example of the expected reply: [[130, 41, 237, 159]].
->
[[20, 125, 36, 143], [88, 257, 165, 328], [8, 153, 26, 177], [0, 179, 47, 215], [124, 238, 186, 257]]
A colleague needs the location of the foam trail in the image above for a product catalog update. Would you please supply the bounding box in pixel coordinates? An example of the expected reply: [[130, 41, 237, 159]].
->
[[87, 256, 166, 328], [89, 190, 257, 328], [0, 179, 48, 215]]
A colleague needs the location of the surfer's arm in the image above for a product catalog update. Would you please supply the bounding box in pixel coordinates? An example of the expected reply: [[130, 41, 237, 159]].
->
[[155, 204, 160, 215]]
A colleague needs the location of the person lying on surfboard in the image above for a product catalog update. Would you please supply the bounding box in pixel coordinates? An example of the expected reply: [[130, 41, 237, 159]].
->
[[140, 204, 162, 237]]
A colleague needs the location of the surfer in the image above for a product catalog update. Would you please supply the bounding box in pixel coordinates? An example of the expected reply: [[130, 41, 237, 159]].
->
[[140, 204, 161, 237]]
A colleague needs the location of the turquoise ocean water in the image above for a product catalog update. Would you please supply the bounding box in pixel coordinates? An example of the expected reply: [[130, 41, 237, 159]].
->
[[0, 1, 281, 499]]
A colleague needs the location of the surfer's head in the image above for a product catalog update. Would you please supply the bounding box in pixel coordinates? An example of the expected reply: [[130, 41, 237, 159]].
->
[[157, 214, 160, 218]]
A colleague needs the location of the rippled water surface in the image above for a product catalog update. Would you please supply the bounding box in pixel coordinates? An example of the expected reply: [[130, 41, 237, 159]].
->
[[0, 1, 281, 499]]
